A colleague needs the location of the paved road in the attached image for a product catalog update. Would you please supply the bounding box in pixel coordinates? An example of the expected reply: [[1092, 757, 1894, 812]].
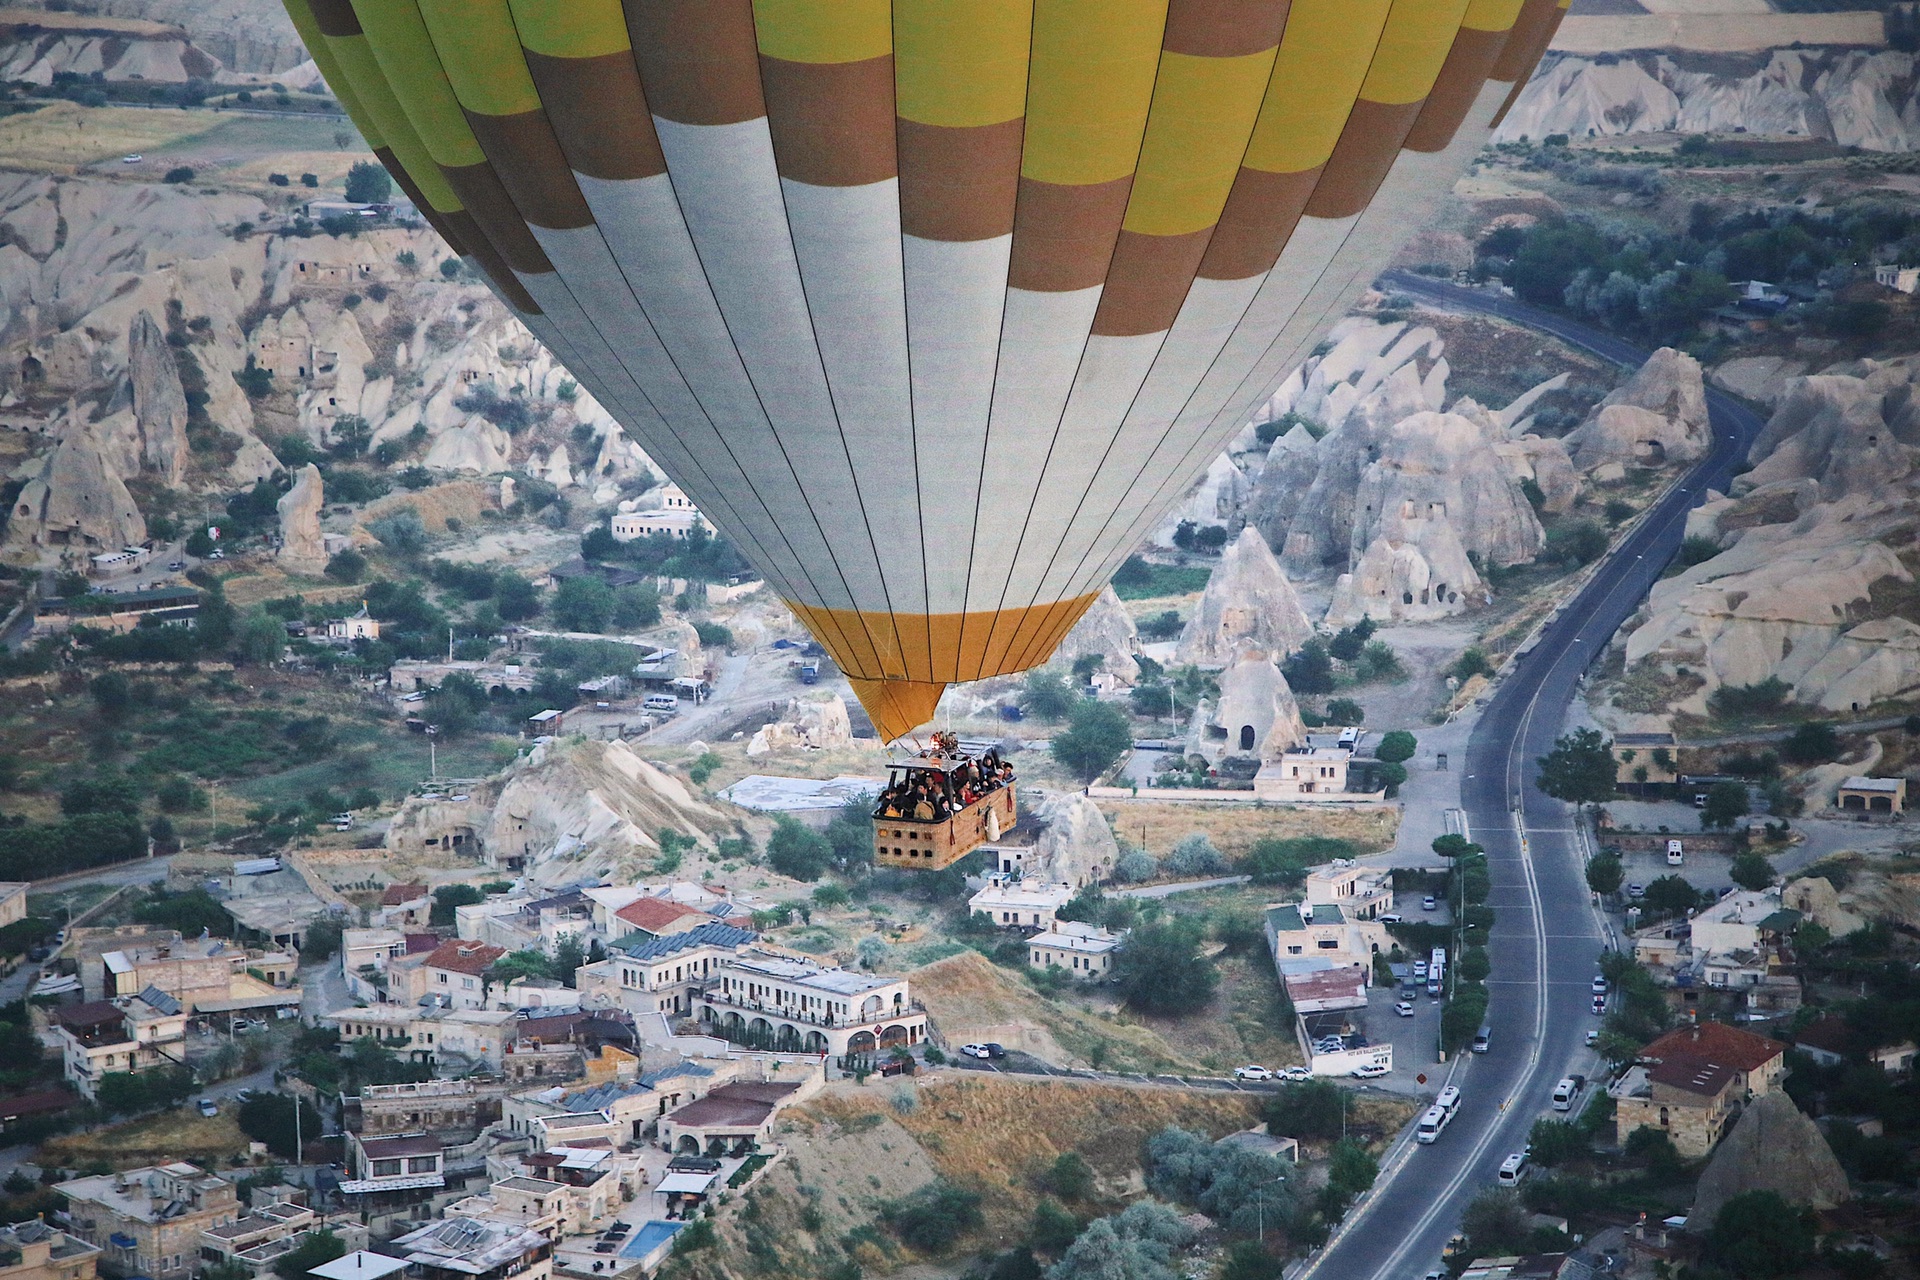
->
[[1295, 275, 1769, 1280]]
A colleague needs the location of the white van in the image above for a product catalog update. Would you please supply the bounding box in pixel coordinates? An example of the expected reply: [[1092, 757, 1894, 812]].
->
[[643, 693, 680, 713], [1436, 1085, 1461, 1115], [1337, 727, 1361, 749], [1552, 1075, 1583, 1111], [1666, 839, 1684, 865], [1416, 1105, 1451, 1144], [1497, 1152, 1529, 1186]]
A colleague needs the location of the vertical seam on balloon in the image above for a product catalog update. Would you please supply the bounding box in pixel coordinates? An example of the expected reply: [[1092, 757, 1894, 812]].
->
[[1039, 6, 1415, 612], [1068, 81, 1481, 603], [887, 21, 936, 687], [485, 8, 817, 609], [952, 0, 1042, 687], [997, 27, 1286, 654], [978, 2, 1173, 676], [754, 150, 917, 689], [426, 0, 809, 610], [626, 118, 877, 671]]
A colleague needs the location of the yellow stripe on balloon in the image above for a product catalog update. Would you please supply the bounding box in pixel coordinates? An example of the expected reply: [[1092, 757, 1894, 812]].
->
[[893, 0, 1032, 128], [1240, 0, 1393, 175], [1360, 0, 1474, 105], [1122, 47, 1277, 237], [1020, 0, 1168, 187]]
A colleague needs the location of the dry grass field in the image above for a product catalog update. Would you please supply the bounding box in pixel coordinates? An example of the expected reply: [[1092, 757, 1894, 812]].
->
[[44, 1109, 251, 1169], [1095, 800, 1398, 858]]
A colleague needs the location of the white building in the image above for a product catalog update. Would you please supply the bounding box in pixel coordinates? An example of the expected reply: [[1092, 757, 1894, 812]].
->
[[1875, 264, 1919, 294], [51, 989, 189, 1100], [1262, 901, 1390, 972], [1689, 888, 1786, 957], [695, 950, 926, 1056], [1254, 747, 1352, 800], [1304, 859, 1392, 922], [387, 1217, 551, 1280], [968, 875, 1075, 931], [1027, 921, 1121, 979], [574, 921, 758, 1020], [611, 485, 702, 541]]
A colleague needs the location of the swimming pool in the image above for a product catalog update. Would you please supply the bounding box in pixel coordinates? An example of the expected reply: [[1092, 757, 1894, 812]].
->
[[619, 1221, 685, 1262]]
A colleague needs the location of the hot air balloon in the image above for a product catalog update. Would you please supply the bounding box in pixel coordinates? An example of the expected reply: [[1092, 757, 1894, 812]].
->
[[285, 0, 1564, 759]]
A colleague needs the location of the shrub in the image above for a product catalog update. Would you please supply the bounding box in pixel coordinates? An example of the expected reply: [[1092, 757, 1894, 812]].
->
[[1163, 833, 1229, 878], [1375, 729, 1416, 763], [1050, 701, 1132, 781], [1780, 720, 1838, 764], [766, 816, 832, 882], [1022, 670, 1076, 721], [882, 1181, 983, 1253], [1708, 677, 1791, 720], [1112, 920, 1216, 1014], [164, 166, 195, 184]]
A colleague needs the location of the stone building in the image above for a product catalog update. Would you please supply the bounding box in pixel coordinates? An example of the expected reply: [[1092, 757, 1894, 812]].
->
[[58, 1164, 239, 1280]]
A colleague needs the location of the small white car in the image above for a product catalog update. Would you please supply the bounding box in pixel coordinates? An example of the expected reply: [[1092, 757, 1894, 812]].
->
[[1585, 1030, 1600, 1047], [1380, 912, 1402, 924], [1627, 883, 1645, 898], [1351, 1062, 1391, 1079], [1395, 1000, 1415, 1018], [122, 154, 143, 163], [1233, 1065, 1273, 1081], [1591, 977, 1609, 995], [198, 1099, 218, 1117], [1422, 896, 1438, 911], [1591, 995, 1607, 1016], [1279, 1065, 1312, 1082], [1413, 961, 1429, 979], [959, 1043, 992, 1059]]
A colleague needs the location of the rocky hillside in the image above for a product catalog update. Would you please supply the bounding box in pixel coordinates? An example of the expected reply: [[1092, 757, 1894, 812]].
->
[[0, 171, 651, 568], [1624, 353, 1920, 714], [1494, 48, 1920, 150], [0, 0, 304, 79]]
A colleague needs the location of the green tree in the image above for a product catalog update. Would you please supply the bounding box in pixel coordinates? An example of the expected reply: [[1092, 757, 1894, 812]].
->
[[273, 1231, 345, 1280], [239, 1093, 326, 1161], [430, 884, 485, 926], [1701, 780, 1750, 830], [496, 571, 541, 621], [235, 606, 284, 665], [1112, 919, 1216, 1015], [551, 575, 615, 632], [1051, 701, 1133, 782], [1431, 834, 1480, 859], [1030, 1201, 1080, 1255], [1584, 853, 1624, 896], [489, 949, 556, 986], [1325, 698, 1364, 725], [1374, 730, 1416, 764], [1263, 1080, 1345, 1140], [1460, 1188, 1529, 1258], [1023, 670, 1077, 721], [1535, 728, 1616, 809], [1781, 721, 1839, 764], [1706, 1191, 1817, 1279], [344, 161, 391, 203], [1281, 640, 1334, 695], [766, 816, 832, 882], [1641, 875, 1703, 918], [611, 584, 661, 630], [325, 549, 365, 583], [1729, 851, 1776, 891], [1527, 1118, 1586, 1168], [1046, 1152, 1094, 1201], [882, 1180, 983, 1253], [1543, 519, 1609, 567], [1220, 1241, 1284, 1280], [90, 671, 132, 720]]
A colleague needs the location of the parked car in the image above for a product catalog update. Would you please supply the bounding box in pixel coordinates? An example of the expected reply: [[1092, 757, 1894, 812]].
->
[[198, 1099, 218, 1117], [1395, 1000, 1415, 1018], [1627, 883, 1645, 898], [1379, 912, 1402, 924], [1233, 1065, 1273, 1081], [235, 1088, 255, 1102], [1412, 960, 1429, 980], [167, 560, 186, 571], [1422, 896, 1438, 911], [960, 1043, 991, 1059], [26, 946, 49, 963], [1278, 1065, 1312, 1082], [1351, 1062, 1390, 1079], [1590, 995, 1607, 1016], [1591, 977, 1608, 995], [1585, 1030, 1600, 1047], [982, 1043, 1006, 1059]]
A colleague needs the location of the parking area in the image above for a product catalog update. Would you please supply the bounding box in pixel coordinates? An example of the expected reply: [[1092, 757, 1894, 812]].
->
[[1360, 981, 1444, 1096]]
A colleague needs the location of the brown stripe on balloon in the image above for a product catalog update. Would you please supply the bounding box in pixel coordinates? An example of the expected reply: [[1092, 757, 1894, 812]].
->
[[1198, 164, 1320, 279], [1302, 98, 1424, 220], [1161, 0, 1291, 58], [1007, 175, 1135, 293], [306, 0, 359, 38], [1406, 25, 1509, 152], [376, 146, 466, 255], [441, 208, 542, 314], [622, 0, 765, 127], [439, 162, 555, 275], [1092, 227, 1212, 337], [1490, 0, 1561, 83], [464, 110, 595, 230], [759, 55, 897, 187], [1490, 4, 1567, 129], [524, 49, 666, 181], [897, 117, 1024, 242]]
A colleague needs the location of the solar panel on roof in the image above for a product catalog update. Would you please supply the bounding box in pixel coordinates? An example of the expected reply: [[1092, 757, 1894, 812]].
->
[[137, 986, 182, 1016]]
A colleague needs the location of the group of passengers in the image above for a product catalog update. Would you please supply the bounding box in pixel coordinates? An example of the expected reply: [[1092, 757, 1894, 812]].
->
[[873, 738, 1015, 823]]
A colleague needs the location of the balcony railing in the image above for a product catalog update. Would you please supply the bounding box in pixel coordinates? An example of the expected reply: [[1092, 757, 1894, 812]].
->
[[695, 988, 925, 1029]]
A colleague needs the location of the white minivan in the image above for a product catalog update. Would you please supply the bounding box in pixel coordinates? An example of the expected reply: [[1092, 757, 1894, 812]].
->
[[1553, 1075, 1584, 1112], [1497, 1151, 1529, 1186], [643, 693, 680, 713], [1666, 839, 1684, 865]]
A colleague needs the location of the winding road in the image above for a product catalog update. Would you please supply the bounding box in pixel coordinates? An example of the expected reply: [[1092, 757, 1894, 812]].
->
[[1293, 273, 1769, 1280]]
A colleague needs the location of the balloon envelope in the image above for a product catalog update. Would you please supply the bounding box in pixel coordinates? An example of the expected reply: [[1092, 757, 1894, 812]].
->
[[286, 0, 1564, 740]]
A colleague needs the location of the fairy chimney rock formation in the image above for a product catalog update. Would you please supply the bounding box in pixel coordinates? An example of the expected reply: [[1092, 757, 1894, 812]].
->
[[276, 463, 328, 576], [1176, 527, 1314, 667], [128, 310, 190, 485]]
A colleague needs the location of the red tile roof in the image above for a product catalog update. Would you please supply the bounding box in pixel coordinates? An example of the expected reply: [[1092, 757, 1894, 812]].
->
[[403, 933, 442, 954], [1794, 1015, 1852, 1056], [1642, 1022, 1785, 1073], [381, 883, 429, 906], [1648, 1055, 1739, 1098], [615, 897, 705, 933], [424, 940, 505, 976]]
